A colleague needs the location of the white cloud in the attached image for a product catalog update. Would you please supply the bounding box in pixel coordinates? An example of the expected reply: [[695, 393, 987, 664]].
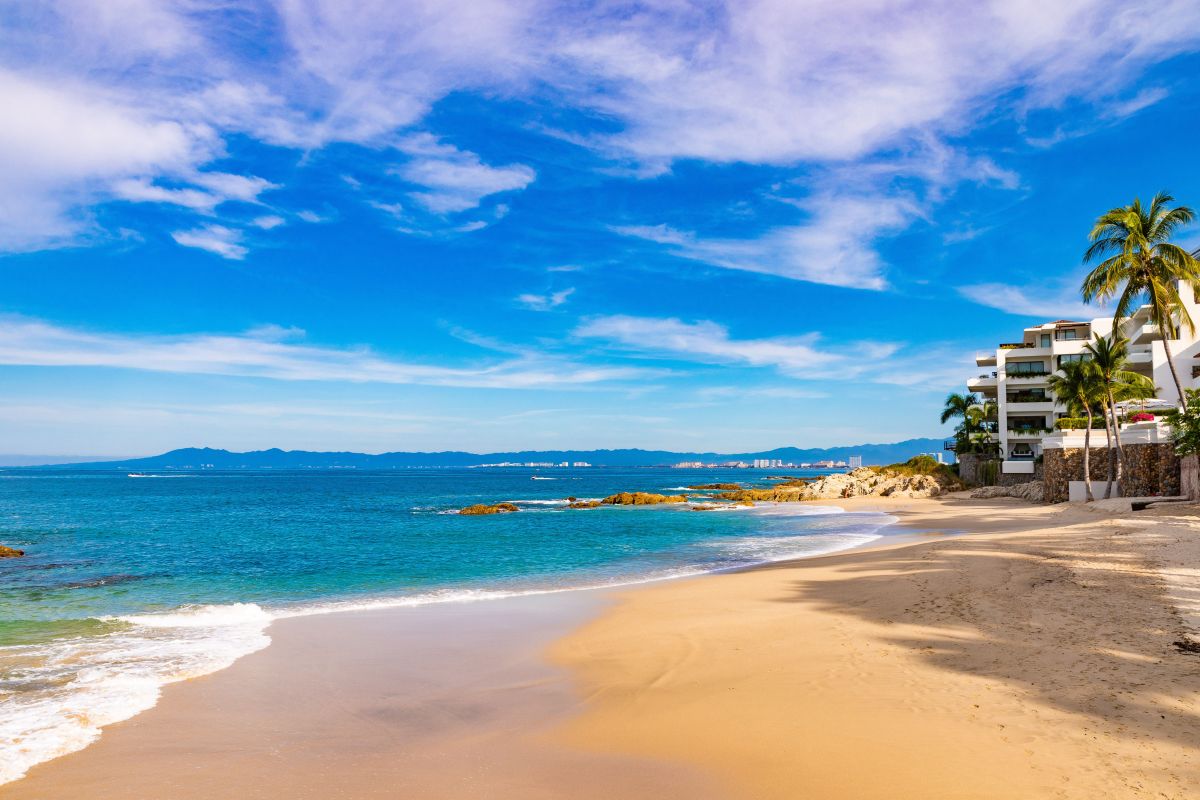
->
[[573, 314, 973, 391], [113, 172, 275, 213], [252, 215, 286, 230], [0, 69, 210, 250], [614, 191, 915, 290], [575, 315, 897, 376], [957, 283, 1105, 320], [3, 0, 1199, 258], [517, 288, 575, 311], [0, 316, 651, 390], [171, 225, 247, 260], [394, 134, 535, 214], [550, 1, 1200, 165]]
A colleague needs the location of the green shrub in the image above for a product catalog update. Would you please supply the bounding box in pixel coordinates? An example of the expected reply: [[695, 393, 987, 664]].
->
[[1054, 417, 1105, 430], [1167, 390, 1200, 456]]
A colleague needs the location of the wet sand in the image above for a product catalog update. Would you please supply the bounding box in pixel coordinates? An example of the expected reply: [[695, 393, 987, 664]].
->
[[1, 593, 720, 799]]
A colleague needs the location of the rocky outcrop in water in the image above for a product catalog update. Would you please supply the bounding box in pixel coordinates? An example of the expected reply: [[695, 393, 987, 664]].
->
[[568, 500, 602, 508], [970, 481, 1045, 502], [688, 483, 743, 491], [459, 502, 520, 515], [0, 544, 24, 557], [601, 492, 689, 505]]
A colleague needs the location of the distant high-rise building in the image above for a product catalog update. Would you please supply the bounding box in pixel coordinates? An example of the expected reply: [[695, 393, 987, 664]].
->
[[848, 456, 863, 469]]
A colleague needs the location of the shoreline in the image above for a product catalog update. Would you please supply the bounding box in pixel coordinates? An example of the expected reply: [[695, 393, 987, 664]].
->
[[5, 494, 1198, 797], [0, 500, 896, 793]]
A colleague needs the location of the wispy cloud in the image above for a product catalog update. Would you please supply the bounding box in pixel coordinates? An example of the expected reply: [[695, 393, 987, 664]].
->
[[573, 314, 973, 392], [516, 288, 574, 311], [615, 192, 913, 290], [574, 315, 897, 376], [957, 282, 1106, 320], [3, 1, 1196, 258], [171, 225, 247, 260], [394, 134, 535, 214], [0, 316, 651, 389]]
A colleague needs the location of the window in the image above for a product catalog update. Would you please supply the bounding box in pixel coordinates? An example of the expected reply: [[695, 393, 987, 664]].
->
[[1059, 354, 1089, 367], [1009, 361, 1045, 374], [1040, 334, 1051, 347], [1059, 329, 1078, 341]]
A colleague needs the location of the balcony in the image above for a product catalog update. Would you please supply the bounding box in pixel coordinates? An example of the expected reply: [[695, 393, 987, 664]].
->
[[975, 352, 997, 367], [1006, 401, 1056, 413], [967, 373, 998, 390], [1004, 369, 1050, 381], [1006, 428, 1052, 439], [1131, 322, 1161, 345]]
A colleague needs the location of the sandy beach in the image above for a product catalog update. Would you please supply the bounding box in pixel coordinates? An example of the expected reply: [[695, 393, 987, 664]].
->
[[5, 494, 1199, 799]]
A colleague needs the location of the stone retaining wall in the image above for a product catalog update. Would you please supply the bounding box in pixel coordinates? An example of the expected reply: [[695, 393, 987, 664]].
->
[[1044, 442, 1178, 503], [1122, 442, 1180, 498], [997, 462, 1042, 487]]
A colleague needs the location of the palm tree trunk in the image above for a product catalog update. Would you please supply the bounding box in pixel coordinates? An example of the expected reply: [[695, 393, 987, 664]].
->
[[1107, 388, 1125, 497], [1100, 404, 1115, 500], [1083, 407, 1095, 502], [1162, 331, 1188, 410]]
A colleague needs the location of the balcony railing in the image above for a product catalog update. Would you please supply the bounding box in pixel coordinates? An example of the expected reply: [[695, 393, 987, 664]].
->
[[1007, 428, 1052, 437], [943, 440, 957, 452], [1005, 370, 1049, 379], [998, 342, 1033, 349]]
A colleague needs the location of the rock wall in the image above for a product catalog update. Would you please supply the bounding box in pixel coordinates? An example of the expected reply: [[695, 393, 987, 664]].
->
[[1043, 447, 1112, 503], [1044, 443, 1179, 503], [1183, 455, 1200, 501], [957, 453, 979, 484], [996, 462, 1042, 487], [1121, 443, 1180, 498]]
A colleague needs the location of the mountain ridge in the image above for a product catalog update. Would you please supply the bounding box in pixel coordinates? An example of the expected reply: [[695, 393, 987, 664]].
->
[[15, 439, 951, 469]]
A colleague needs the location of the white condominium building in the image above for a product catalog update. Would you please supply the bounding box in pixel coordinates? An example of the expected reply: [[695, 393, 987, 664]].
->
[[965, 283, 1200, 479]]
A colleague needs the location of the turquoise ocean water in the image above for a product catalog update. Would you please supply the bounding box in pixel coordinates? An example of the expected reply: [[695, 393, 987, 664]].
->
[[0, 467, 895, 783]]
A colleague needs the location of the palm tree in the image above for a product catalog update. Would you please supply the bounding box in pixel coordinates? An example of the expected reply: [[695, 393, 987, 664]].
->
[[1085, 336, 1128, 494], [1081, 192, 1200, 408], [1047, 361, 1103, 502], [941, 392, 981, 451]]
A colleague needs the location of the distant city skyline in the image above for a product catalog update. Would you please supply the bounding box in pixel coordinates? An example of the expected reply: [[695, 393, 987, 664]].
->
[[2, 3, 1199, 453]]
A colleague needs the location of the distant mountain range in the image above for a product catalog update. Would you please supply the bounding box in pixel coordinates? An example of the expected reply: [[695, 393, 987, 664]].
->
[[14, 439, 950, 469]]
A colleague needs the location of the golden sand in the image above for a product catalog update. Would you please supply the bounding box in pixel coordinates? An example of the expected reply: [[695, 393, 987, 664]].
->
[[550, 495, 1200, 799]]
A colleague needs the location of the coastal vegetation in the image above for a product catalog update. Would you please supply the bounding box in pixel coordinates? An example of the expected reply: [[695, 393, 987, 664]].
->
[[940, 392, 997, 456]]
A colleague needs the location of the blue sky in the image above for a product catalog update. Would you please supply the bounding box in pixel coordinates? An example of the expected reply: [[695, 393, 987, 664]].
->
[[3, 1, 1200, 456]]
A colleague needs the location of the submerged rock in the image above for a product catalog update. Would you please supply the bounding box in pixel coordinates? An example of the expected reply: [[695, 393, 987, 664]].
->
[[458, 502, 520, 515], [687, 483, 743, 490], [0, 544, 24, 558], [600, 492, 689, 505]]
